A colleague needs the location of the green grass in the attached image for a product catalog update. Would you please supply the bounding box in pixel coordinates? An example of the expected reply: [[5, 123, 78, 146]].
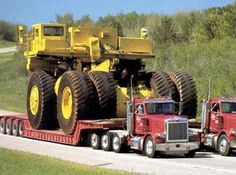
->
[[0, 148, 132, 175], [0, 51, 27, 113], [0, 40, 16, 48]]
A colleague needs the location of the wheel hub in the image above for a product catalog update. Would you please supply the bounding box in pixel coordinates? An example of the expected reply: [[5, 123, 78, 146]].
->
[[61, 87, 72, 120], [220, 139, 227, 153], [146, 140, 154, 155], [113, 136, 120, 150], [91, 134, 98, 147], [102, 135, 108, 148], [30, 85, 39, 115]]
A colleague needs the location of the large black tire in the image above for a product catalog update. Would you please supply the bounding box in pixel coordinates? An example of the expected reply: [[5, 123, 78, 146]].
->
[[218, 134, 232, 156], [150, 72, 175, 98], [57, 71, 95, 135], [89, 71, 117, 118], [27, 71, 57, 129], [169, 72, 197, 118]]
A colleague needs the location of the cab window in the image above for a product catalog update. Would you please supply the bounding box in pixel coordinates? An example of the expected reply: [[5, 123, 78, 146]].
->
[[135, 104, 144, 114], [44, 26, 64, 36], [212, 103, 219, 112]]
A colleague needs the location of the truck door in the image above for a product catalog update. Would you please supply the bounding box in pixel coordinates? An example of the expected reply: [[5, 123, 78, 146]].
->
[[134, 104, 145, 134], [209, 103, 222, 132]]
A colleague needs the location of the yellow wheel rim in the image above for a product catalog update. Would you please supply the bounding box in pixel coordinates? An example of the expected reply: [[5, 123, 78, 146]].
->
[[61, 87, 73, 120], [30, 85, 39, 115]]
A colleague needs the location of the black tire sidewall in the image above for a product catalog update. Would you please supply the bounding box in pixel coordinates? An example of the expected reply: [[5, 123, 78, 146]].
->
[[27, 73, 43, 129], [144, 136, 156, 158], [91, 133, 100, 149], [218, 135, 231, 156], [0, 119, 6, 134], [101, 133, 112, 151], [57, 75, 77, 134]]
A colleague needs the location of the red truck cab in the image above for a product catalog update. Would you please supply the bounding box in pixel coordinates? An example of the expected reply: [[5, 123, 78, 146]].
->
[[111, 98, 199, 158], [200, 98, 236, 156]]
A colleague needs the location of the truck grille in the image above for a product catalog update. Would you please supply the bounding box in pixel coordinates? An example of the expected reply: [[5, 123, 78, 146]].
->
[[166, 120, 188, 142]]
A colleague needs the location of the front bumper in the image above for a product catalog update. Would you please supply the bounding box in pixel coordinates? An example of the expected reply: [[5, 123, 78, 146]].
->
[[230, 141, 236, 148], [155, 142, 200, 154]]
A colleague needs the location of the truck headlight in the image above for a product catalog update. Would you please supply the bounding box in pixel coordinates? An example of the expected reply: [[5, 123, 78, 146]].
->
[[188, 129, 195, 136], [230, 129, 236, 136], [156, 132, 166, 138]]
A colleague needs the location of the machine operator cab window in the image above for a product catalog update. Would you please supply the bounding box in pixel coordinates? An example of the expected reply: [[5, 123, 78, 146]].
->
[[43, 26, 64, 36], [135, 104, 144, 114]]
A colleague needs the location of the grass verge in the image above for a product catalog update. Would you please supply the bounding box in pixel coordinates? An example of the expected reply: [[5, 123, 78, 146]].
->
[[0, 148, 131, 175], [0, 51, 27, 113], [0, 40, 16, 48]]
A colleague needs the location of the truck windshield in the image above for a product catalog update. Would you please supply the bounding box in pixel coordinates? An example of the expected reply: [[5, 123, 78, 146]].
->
[[221, 102, 236, 113], [44, 26, 64, 36], [145, 102, 175, 114]]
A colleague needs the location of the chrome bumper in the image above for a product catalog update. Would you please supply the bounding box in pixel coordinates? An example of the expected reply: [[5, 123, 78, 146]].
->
[[155, 142, 199, 154], [230, 141, 236, 148]]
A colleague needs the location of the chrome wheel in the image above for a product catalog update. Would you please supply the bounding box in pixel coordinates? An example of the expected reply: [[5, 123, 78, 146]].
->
[[113, 136, 120, 151]]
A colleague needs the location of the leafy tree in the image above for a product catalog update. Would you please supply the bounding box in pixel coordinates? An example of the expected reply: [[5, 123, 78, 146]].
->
[[75, 15, 94, 27], [56, 13, 75, 27]]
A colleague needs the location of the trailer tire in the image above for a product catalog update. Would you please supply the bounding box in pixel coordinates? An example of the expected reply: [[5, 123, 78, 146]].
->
[[12, 120, 19, 136], [57, 71, 96, 135], [101, 132, 112, 151], [184, 150, 196, 158], [18, 121, 24, 136], [112, 134, 126, 153], [0, 118, 6, 134], [218, 135, 231, 156], [89, 71, 117, 118], [144, 136, 156, 158], [91, 133, 101, 149], [6, 119, 12, 135], [27, 70, 57, 129]]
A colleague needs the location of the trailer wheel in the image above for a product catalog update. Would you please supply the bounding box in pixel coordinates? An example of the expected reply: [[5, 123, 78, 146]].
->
[[112, 134, 127, 153], [101, 132, 112, 151], [27, 70, 57, 129], [12, 120, 19, 136], [218, 135, 231, 156], [91, 133, 101, 149], [144, 136, 156, 158], [89, 71, 117, 118], [184, 150, 196, 158], [6, 119, 12, 135], [57, 71, 96, 135], [18, 121, 24, 136], [0, 118, 6, 134]]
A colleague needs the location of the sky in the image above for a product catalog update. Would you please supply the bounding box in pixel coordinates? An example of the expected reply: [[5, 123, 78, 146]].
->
[[0, 0, 234, 26]]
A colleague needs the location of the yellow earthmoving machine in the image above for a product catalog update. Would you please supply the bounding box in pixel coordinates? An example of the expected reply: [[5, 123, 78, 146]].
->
[[19, 23, 197, 134]]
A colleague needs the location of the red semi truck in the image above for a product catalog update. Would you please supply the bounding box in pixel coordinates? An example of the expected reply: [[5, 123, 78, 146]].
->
[[190, 98, 236, 156], [0, 98, 199, 158]]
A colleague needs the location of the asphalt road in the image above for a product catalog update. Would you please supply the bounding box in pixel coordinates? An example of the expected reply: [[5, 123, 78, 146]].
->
[[0, 110, 236, 175], [0, 46, 17, 54]]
